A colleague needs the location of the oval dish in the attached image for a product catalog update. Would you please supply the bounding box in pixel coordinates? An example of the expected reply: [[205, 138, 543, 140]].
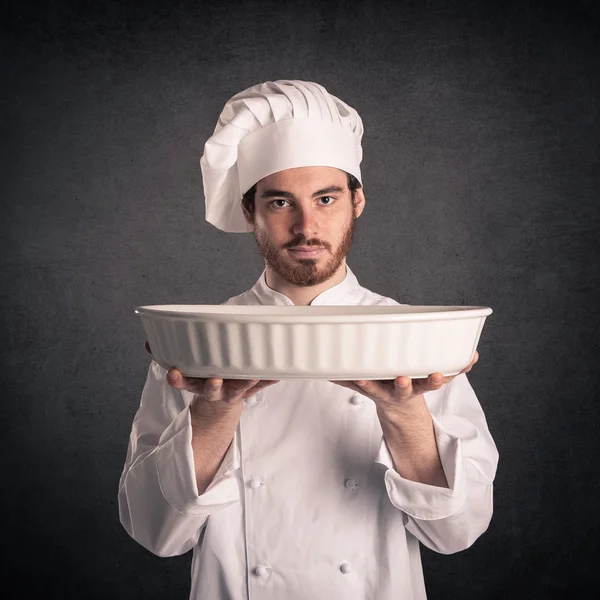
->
[[135, 305, 492, 380]]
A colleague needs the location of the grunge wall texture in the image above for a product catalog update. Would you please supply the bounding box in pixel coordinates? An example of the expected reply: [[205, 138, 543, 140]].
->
[[2, 0, 598, 598]]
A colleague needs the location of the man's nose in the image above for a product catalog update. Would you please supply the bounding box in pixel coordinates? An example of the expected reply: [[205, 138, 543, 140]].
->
[[291, 207, 319, 236]]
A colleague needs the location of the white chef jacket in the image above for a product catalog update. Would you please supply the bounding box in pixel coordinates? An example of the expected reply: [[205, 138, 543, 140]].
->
[[118, 265, 499, 600]]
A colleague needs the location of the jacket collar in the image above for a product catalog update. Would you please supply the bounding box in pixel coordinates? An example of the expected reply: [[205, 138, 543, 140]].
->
[[252, 264, 361, 306]]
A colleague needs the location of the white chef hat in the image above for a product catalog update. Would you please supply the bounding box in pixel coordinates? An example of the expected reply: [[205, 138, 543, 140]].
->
[[200, 80, 364, 233]]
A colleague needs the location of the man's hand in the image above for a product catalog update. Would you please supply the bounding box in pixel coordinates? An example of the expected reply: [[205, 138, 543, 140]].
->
[[144, 341, 279, 494], [144, 341, 279, 412], [330, 351, 479, 414], [330, 352, 479, 487]]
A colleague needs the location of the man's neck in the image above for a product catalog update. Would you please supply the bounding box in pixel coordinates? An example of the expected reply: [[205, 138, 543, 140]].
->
[[265, 261, 348, 306]]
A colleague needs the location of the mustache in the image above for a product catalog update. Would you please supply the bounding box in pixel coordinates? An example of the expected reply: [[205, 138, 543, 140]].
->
[[285, 239, 329, 250]]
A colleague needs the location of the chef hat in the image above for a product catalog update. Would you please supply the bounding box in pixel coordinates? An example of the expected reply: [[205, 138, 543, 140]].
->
[[200, 80, 364, 233]]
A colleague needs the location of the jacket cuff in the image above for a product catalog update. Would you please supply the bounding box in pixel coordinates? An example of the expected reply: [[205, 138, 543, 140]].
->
[[375, 414, 467, 520], [156, 406, 241, 515]]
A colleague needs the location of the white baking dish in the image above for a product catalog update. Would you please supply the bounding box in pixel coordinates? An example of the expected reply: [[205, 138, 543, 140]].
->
[[135, 305, 492, 380]]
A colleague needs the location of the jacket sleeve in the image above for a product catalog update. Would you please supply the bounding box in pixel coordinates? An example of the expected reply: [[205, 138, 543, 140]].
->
[[118, 361, 241, 557], [375, 372, 499, 554]]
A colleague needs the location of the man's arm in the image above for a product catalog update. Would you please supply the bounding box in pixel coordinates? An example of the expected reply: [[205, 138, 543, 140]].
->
[[331, 352, 499, 555], [189, 402, 243, 494], [379, 371, 498, 554], [166, 368, 278, 494], [377, 394, 449, 488], [333, 354, 478, 488], [118, 347, 278, 558]]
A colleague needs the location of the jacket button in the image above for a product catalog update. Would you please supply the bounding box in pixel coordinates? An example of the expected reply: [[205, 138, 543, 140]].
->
[[350, 395, 364, 405], [255, 565, 270, 577], [249, 478, 263, 490], [340, 562, 352, 574], [345, 479, 358, 490]]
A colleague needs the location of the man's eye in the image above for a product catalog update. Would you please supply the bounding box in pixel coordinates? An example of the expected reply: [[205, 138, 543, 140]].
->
[[319, 196, 335, 205], [270, 199, 290, 208]]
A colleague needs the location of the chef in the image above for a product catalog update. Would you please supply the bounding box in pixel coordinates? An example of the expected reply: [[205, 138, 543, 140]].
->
[[118, 80, 499, 600]]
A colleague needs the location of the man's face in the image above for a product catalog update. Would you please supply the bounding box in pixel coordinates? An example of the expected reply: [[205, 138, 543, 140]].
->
[[244, 166, 365, 287]]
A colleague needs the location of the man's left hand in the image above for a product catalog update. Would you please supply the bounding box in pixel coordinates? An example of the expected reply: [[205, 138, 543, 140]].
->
[[330, 352, 479, 413]]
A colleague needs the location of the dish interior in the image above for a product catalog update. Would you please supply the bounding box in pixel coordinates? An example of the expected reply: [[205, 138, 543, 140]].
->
[[136, 305, 492, 319]]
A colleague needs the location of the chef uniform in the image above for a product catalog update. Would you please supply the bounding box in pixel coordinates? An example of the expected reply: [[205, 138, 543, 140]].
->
[[118, 81, 499, 600]]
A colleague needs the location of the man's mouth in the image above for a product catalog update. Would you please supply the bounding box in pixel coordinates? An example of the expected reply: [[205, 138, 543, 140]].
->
[[288, 246, 325, 257]]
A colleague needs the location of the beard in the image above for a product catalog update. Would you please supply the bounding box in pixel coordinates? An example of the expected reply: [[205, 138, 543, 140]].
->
[[252, 208, 357, 287]]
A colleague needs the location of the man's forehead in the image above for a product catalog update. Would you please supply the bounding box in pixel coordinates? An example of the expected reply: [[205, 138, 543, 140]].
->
[[255, 166, 347, 190]]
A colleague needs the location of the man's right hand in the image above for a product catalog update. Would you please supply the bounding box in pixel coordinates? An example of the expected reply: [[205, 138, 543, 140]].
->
[[144, 340, 278, 494], [144, 340, 279, 410]]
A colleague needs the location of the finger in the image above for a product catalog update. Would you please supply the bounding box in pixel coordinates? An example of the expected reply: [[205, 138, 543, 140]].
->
[[250, 379, 280, 393], [393, 376, 421, 398], [329, 380, 366, 394], [355, 379, 383, 396], [461, 351, 479, 373], [166, 368, 188, 390], [203, 378, 225, 400], [412, 373, 444, 394], [240, 379, 280, 399], [196, 377, 232, 402], [429, 373, 445, 389], [394, 376, 412, 390], [355, 379, 372, 393], [227, 378, 261, 393], [355, 379, 396, 401], [167, 369, 211, 395]]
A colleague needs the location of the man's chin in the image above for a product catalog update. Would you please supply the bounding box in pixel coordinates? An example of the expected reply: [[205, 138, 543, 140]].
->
[[281, 263, 339, 287]]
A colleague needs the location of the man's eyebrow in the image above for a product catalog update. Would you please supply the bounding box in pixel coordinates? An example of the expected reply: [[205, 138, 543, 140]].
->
[[259, 186, 345, 199], [259, 189, 295, 199], [312, 186, 344, 197]]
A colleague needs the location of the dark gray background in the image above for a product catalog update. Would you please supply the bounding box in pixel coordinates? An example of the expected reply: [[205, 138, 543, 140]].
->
[[2, 0, 599, 598]]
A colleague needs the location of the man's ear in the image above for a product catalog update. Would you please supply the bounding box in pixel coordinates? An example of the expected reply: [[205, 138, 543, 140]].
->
[[354, 187, 366, 218], [241, 203, 255, 228]]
